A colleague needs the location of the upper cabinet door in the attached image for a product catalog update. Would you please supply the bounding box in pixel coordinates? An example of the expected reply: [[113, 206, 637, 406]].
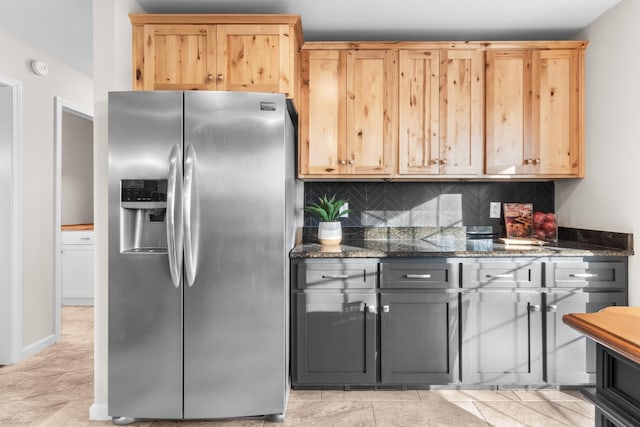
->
[[216, 24, 295, 97], [299, 50, 347, 176], [398, 50, 441, 175], [533, 49, 582, 176], [141, 25, 217, 91], [438, 50, 484, 175], [485, 50, 533, 175], [346, 50, 395, 176]]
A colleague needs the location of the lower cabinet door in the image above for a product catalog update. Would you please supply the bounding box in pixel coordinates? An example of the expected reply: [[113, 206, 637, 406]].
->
[[545, 291, 627, 385], [295, 292, 377, 384], [381, 292, 459, 384], [461, 291, 543, 384]]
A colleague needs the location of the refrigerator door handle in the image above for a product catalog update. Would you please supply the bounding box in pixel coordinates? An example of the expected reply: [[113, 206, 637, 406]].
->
[[184, 144, 199, 287], [166, 144, 183, 288]]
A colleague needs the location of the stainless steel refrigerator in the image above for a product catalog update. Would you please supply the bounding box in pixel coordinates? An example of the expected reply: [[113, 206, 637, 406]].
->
[[108, 91, 296, 423]]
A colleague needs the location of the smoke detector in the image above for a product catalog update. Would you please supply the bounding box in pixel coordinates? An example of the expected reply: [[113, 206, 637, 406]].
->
[[30, 60, 48, 77]]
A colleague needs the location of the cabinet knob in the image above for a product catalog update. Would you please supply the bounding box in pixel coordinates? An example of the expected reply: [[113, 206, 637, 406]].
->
[[216, 74, 224, 82], [338, 159, 346, 165], [431, 159, 439, 165], [382, 305, 390, 313], [207, 74, 214, 81], [534, 158, 541, 165], [440, 159, 448, 165], [529, 304, 541, 312], [367, 305, 377, 314], [348, 159, 354, 165], [525, 158, 533, 165], [546, 304, 558, 313]]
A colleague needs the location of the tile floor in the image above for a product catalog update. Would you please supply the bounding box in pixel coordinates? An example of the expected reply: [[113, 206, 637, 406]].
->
[[0, 307, 594, 426]]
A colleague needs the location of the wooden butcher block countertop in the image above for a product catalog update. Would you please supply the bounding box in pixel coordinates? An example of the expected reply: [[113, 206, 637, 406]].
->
[[563, 306, 640, 365], [61, 223, 94, 231]]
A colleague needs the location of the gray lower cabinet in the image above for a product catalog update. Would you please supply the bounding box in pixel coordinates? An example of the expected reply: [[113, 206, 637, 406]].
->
[[293, 260, 378, 385], [294, 291, 377, 384], [545, 291, 627, 384], [380, 291, 459, 384], [461, 290, 544, 384]]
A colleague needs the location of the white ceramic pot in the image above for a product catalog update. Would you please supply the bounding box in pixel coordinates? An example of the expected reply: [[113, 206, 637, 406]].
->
[[318, 221, 342, 246]]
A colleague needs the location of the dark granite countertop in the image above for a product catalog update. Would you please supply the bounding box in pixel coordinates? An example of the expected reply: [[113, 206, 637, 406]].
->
[[290, 227, 633, 259]]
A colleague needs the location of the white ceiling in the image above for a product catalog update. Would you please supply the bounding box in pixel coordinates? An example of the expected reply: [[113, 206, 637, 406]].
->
[[0, 0, 623, 77]]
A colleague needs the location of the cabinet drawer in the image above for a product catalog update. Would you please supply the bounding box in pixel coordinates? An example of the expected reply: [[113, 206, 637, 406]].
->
[[296, 262, 377, 290], [381, 262, 456, 289], [547, 261, 626, 289], [462, 261, 542, 288], [62, 230, 94, 245]]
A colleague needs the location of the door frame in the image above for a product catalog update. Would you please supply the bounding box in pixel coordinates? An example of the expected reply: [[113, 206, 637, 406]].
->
[[0, 74, 23, 364], [53, 97, 93, 341]]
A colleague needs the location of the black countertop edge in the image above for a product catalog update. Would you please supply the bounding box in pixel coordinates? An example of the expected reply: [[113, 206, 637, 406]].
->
[[292, 226, 633, 259]]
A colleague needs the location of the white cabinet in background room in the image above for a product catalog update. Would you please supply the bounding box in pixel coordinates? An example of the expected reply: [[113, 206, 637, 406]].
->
[[62, 230, 94, 305]]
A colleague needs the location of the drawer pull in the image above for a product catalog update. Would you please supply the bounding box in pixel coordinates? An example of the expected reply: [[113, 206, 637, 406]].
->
[[529, 304, 542, 312], [79, 237, 91, 240], [569, 273, 597, 278], [405, 274, 431, 279], [322, 274, 349, 279], [486, 274, 514, 279], [382, 305, 390, 313]]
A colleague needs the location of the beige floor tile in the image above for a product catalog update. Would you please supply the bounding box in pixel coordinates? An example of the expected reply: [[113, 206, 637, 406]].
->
[[39, 399, 124, 427], [513, 389, 587, 401], [322, 390, 420, 401], [0, 398, 68, 426], [149, 419, 264, 426], [474, 400, 593, 427], [289, 389, 322, 401], [419, 389, 520, 402], [373, 400, 488, 426], [284, 400, 375, 426]]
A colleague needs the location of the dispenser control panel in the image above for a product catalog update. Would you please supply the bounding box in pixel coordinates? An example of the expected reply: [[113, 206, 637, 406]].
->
[[121, 180, 167, 202]]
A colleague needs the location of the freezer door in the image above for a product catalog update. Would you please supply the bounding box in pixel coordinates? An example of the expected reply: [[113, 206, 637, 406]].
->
[[108, 91, 184, 419], [183, 92, 289, 418]]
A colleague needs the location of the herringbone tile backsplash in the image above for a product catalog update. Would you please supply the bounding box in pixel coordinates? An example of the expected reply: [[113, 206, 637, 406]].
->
[[304, 182, 554, 227]]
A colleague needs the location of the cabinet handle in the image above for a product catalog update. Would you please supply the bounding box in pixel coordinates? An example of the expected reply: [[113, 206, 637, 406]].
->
[[569, 273, 597, 278], [207, 74, 214, 81], [534, 158, 541, 165], [367, 305, 377, 314], [79, 237, 91, 240], [216, 74, 224, 82], [529, 304, 542, 312], [405, 274, 431, 279], [382, 305, 390, 313], [348, 159, 354, 165], [322, 274, 349, 279], [525, 158, 533, 165], [547, 304, 558, 312], [338, 159, 347, 165], [485, 274, 514, 279], [439, 159, 448, 165]]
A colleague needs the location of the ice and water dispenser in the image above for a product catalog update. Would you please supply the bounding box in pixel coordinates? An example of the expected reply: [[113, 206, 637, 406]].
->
[[120, 179, 168, 253]]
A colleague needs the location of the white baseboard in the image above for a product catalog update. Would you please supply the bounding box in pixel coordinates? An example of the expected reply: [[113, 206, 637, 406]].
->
[[90, 403, 110, 421], [22, 334, 56, 359]]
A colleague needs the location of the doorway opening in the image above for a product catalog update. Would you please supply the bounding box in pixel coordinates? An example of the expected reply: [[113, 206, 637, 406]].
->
[[0, 75, 23, 365], [54, 97, 93, 341]]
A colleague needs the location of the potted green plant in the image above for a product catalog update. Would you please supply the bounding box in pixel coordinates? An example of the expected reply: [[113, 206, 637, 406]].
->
[[304, 195, 351, 245]]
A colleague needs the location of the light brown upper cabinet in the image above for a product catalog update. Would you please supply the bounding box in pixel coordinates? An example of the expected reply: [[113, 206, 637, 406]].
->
[[130, 15, 302, 101], [485, 43, 585, 177], [398, 49, 484, 177], [299, 46, 396, 178]]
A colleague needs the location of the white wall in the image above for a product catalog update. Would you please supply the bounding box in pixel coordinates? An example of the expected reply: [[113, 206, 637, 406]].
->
[[557, 0, 640, 305], [91, 0, 144, 419], [0, 30, 93, 352], [62, 111, 93, 225]]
